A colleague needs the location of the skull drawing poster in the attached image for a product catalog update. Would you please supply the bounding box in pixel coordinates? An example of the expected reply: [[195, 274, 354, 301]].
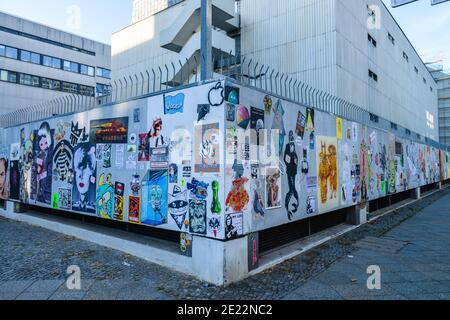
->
[[316, 136, 339, 214], [141, 170, 168, 226], [194, 123, 221, 174]]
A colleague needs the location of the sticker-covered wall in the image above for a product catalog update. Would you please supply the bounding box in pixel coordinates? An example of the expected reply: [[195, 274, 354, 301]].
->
[[223, 82, 447, 235], [0, 81, 227, 241]]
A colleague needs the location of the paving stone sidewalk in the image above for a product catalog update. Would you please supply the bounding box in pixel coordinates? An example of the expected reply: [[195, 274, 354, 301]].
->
[[0, 188, 449, 300]]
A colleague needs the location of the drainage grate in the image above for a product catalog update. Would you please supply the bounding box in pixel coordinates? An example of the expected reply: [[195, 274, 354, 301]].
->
[[355, 236, 409, 254]]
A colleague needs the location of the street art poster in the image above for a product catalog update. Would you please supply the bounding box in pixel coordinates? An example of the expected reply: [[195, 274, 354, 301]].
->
[[306, 176, 318, 215], [10, 143, 20, 161], [265, 167, 282, 209], [31, 122, 54, 204], [141, 170, 168, 226], [72, 143, 97, 214], [224, 85, 239, 105], [53, 140, 73, 183], [316, 136, 339, 213], [169, 164, 178, 184], [9, 160, 20, 201], [90, 117, 129, 144], [164, 93, 185, 115], [225, 213, 244, 240], [0, 156, 9, 200], [58, 188, 72, 210], [168, 185, 189, 230], [226, 177, 250, 213], [20, 131, 34, 204], [96, 173, 115, 219], [284, 131, 299, 220], [296, 111, 306, 139], [248, 233, 259, 272], [189, 199, 207, 235], [271, 100, 286, 156], [336, 117, 343, 141], [115, 145, 125, 168], [250, 107, 265, 146], [180, 233, 193, 257], [360, 140, 369, 204], [114, 182, 125, 221], [128, 196, 140, 224], [194, 123, 221, 174], [208, 217, 221, 238], [306, 108, 315, 132], [138, 133, 150, 162]]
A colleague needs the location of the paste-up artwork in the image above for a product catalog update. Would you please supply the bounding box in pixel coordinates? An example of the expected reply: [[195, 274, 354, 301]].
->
[[248, 233, 259, 272], [237, 105, 250, 130], [251, 179, 265, 217], [225, 213, 243, 240], [32, 122, 54, 204], [149, 118, 169, 169], [208, 217, 221, 238], [265, 167, 282, 209], [170, 128, 192, 165], [197, 104, 210, 122], [141, 170, 168, 226], [226, 103, 236, 122], [9, 160, 21, 201], [209, 82, 225, 106], [211, 180, 222, 215], [306, 176, 318, 215], [187, 178, 209, 200], [133, 108, 141, 123], [317, 136, 339, 213], [360, 139, 369, 204], [58, 188, 72, 210], [250, 107, 265, 146], [271, 100, 286, 156], [180, 233, 193, 257], [72, 143, 96, 214], [194, 123, 221, 174], [53, 140, 73, 183], [0, 156, 9, 200], [226, 177, 250, 213], [306, 108, 315, 132], [115, 145, 125, 168], [168, 186, 189, 230], [10, 143, 20, 161], [128, 196, 140, 224], [138, 133, 150, 162], [169, 164, 178, 184], [296, 112, 306, 139], [20, 131, 34, 203], [336, 117, 343, 141], [96, 144, 112, 168], [96, 173, 114, 219], [263, 95, 273, 113], [114, 182, 125, 221], [70, 122, 89, 146], [164, 93, 185, 115], [189, 199, 207, 235], [284, 131, 299, 220], [90, 117, 129, 144], [224, 84, 238, 105]]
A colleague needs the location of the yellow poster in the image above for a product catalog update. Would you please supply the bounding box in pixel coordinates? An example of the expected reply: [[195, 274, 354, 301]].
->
[[336, 117, 343, 140], [316, 136, 339, 214]]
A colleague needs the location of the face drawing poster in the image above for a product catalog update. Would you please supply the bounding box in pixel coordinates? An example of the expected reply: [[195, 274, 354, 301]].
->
[[72, 143, 97, 214], [194, 123, 221, 174], [141, 170, 168, 226], [0, 156, 9, 200], [316, 136, 339, 213]]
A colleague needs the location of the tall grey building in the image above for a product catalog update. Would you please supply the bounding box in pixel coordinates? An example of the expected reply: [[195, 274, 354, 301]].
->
[[429, 64, 450, 146], [0, 11, 112, 116]]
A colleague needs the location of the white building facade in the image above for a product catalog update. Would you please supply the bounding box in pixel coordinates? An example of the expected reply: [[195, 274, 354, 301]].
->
[[112, 0, 438, 141], [0, 11, 112, 116], [429, 65, 450, 146]]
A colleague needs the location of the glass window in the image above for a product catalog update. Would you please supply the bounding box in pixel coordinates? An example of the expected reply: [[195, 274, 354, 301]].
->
[[42, 78, 60, 90], [70, 62, 79, 73], [62, 82, 78, 93], [80, 85, 94, 96], [0, 45, 5, 56], [80, 64, 88, 75], [88, 66, 95, 76], [96, 83, 111, 95], [96, 67, 111, 79], [7, 71, 17, 83], [31, 52, 40, 64], [52, 57, 61, 69], [5, 46, 18, 59], [63, 60, 71, 71], [31, 75, 40, 87], [0, 70, 7, 81], [20, 74, 32, 86], [43, 56, 53, 67], [20, 50, 31, 62]]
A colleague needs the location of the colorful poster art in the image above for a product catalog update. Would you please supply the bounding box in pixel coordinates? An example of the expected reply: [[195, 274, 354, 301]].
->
[[10, 143, 20, 161], [316, 136, 339, 213], [250, 107, 265, 146], [265, 167, 282, 209], [138, 133, 150, 162], [169, 164, 178, 184], [225, 213, 244, 240], [141, 170, 168, 226], [31, 122, 54, 204], [306, 108, 315, 132], [168, 186, 189, 230], [90, 117, 129, 144], [336, 117, 343, 141], [20, 132, 34, 204], [226, 177, 250, 213], [72, 143, 97, 214], [164, 93, 185, 115], [128, 196, 141, 224], [96, 173, 115, 219], [180, 233, 193, 257], [194, 123, 221, 174], [360, 140, 369, 204], [58, 188, 72, 210], [189, 199, 207, 235], [53, 140, 74, 183], [114, 182, 125, 221], [296, 112, 306, 139], [0, 156, 9, 200], [9, 160, 20, 201]]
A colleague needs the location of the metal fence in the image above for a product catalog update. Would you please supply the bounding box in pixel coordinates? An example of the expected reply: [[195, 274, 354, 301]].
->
[[0, 51, 448, 151]]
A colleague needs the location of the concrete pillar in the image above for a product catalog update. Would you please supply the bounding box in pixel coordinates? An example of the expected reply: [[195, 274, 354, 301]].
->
[[439, 182, 443, 190], [12, 201, 27, 213], [412, 187, 421, 200], [346, 205, 367, 226]]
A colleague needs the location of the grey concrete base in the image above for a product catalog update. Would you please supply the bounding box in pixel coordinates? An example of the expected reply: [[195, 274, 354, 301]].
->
[[412, 187, 421, 200], [346, 205, 367, 226]]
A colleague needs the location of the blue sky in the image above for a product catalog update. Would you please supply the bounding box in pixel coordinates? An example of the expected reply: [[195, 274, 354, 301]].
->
[[1, 0, 449, 69]]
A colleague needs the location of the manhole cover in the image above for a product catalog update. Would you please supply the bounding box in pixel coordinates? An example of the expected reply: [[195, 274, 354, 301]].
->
[[355, 236, 409, 254]]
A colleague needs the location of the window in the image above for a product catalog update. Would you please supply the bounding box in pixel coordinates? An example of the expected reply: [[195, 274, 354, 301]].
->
[[43, 56, 61, 69], [405, 129, 411, 136], [388, 32, 395, 45], [0, 45, 5, 56], [96, 67, 111, 79], [79, 85, 94, 96], [369, 69, 378, 82], [0, 70, 18, 84], [42, 78, 61, 90], [368, 34, 377, 47], [62, 82, 78, 93], [96, 83, 112, 95], [80, 64, 95, 76], [0, 70, 7, 81], [19, 73, 40, 87], [20, 50, 31, 62], [64, 61, 79, 73], [403, 51, 409, 62], [5, 46, 18, 59], [391, 122, 398, 131], [30, 52, 40, 64], [369, 113, 379, 123]]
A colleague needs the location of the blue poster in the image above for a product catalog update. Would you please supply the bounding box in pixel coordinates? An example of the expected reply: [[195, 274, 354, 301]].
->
[[141, 170, 168, 225], [164, 93, 185, 115]]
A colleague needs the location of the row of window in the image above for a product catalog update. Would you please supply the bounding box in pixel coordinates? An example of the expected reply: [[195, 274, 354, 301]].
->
[[0, 44, 111, 79], [0, 68, 95, 96], [367, 32, 433, 92]]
